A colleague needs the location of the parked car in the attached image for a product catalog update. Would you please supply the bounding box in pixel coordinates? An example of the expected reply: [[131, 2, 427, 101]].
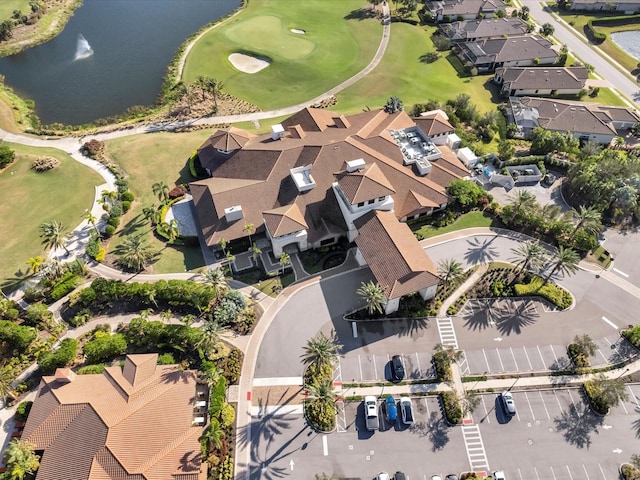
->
[[395, 472, 407, 480], [391, 355, 405, 381], [445, 475, 459, 480], [399, 396, 414, 425], [383, 396, 397, 423], [499, 391, 516, 415], [493, 471, 506, 480], [376, 473, 390, 480], [364, 395, 379, 431], [430, 476, 443, 480]]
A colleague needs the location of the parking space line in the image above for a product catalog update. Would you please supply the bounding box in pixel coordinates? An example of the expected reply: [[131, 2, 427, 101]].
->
[[582, 464, 590, 480], [553, 390, 565, 414], [496, 348, 505, 372], [459, 351, 470, 375], [620, 398, 629, 414], [537, 345, 546, 367], [517, 468, 523, 480], [323, 435, 328, 456], [524, 392, 536, 421], [550, 466, 558, 480], [602, 316, 618, 329], [598, 463, 607, 479], [626, 385, 639, 406], [510, 347, 519, 371], [423, 397, 431, 417], [567, 465, 574, 480], [415, 352, 422, 377], [480, 396, 491, 424], [550, 345, 559, 363], [596, 349, 608, 364], [523, 347, 533, 371], [482, 349, 491, 372], [373, 357, 378, 379], [334, 359, 342, 382], [566, 389, 578, 409], [534, 467, 540, 480], [539, 391, 551, 420], [358, 356, 363, 381]]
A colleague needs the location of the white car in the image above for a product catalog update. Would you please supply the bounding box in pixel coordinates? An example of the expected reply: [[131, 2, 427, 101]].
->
[[493, 471, 506, 480], [399, 396, 414, 425], [376, 473, 390, 480]]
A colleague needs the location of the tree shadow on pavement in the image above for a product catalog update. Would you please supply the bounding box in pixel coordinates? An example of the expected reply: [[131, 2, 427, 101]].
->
[[462, 302, 493, 331], [607, 336, 638, 365], [464, 237, 499, 265], [633, 416, 640, 439], [397, 317, 430, 338], [493, 301, 539, 336], [554, 402, 603, 449]]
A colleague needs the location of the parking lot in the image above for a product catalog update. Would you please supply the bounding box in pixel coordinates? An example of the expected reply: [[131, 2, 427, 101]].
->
[[247, 385, 640, 480], [337, 352, 436, 383], [476, 385, 640, 480], [455, 299, 635, 375]]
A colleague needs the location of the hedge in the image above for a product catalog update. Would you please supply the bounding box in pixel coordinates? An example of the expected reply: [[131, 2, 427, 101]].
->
[[585, 21, 606, 44], [47, 272, 82, 302], [433, 351, 453, 382], [514, 277, 572, 309], [567, 343, 590, 368], [440, 391, 463, 424], [583, 380, 609, 415]]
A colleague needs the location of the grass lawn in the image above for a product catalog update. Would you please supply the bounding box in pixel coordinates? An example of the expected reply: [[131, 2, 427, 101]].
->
[[0, 0, 28, 21], [0, 143, 102, 292], [183, 0, 381, 110], [104, 131, 215, 273], [336, 24, 499, 114], [412, 211, 495, 239]]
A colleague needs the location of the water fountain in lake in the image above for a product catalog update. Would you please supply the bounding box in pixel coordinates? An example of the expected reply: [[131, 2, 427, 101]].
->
[[74, 34, 93, 61]]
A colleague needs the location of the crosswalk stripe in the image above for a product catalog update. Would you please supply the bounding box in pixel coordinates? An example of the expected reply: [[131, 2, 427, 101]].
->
[[462, 425, 489, 471]]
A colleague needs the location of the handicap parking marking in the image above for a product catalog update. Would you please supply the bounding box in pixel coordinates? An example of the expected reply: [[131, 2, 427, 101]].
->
[[459, 350, 470, 375]]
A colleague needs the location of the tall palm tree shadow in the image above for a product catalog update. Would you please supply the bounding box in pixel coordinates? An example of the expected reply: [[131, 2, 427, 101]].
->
[[633, 416, 640, 439], [1, 268, 32, 292], [398, 317, 430, 338], [463, 302, 493, 331], [494, 301, 539, 335], [464, 237, 499, 265], [554, 402, 603, 449]]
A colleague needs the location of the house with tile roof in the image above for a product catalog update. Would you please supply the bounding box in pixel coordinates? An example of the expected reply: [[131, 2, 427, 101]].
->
[[494, 66, 588, 96], [508, 96, 640, 143], [190, 107, 470, 312], [568, 0, 640, 12], [457, 35, 560, 73], [21, 354, 208, 480], [414, 110, 455, 145], [426, 0, 507, 21], [439, 17, 530, 43]]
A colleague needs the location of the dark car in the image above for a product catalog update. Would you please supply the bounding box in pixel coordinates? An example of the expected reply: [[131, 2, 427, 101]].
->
[[445, 475, 459, 480], [394, 472, 407, 480], [391, 355, 405, 381], [384, 396, 397, 423], [500, 391, 516, 415]]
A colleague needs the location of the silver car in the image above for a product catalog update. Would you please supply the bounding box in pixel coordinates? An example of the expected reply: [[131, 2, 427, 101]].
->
[[500, 391, 516, 415]]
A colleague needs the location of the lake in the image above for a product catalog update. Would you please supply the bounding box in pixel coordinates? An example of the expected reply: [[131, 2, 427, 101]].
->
[[0, 0, 240, 126], [610, 30, 640, 62]]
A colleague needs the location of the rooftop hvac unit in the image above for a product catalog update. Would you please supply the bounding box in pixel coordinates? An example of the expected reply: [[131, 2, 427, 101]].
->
[[271, 124, 285, 140], [346, 158, 366, 172], [224, 205, 244, 223]]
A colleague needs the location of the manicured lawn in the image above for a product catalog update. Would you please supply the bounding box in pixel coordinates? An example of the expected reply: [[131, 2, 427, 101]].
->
[[336, 24, 499, 114], [0, 143, 102, 291], [183, 0, 381, 110], [412, 211, 495, 239], [587, 87, 628, 107], [0, 0, 28, 21], [104, 131, 215, 273]]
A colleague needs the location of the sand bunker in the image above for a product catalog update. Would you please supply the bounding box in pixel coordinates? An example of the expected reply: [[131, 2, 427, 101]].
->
[[228, 53, 270, 74], [290, 28, 306, 34]]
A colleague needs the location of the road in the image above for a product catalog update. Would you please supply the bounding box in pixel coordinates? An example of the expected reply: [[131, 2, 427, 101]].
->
[[521, 0, 640, 107]]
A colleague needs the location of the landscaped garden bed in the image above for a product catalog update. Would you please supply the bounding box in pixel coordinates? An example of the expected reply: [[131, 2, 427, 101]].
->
[[298, 239, 352, 275]]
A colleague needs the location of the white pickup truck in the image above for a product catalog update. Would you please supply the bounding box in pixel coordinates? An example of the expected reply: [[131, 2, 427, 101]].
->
[[364, 395, 379, 431]]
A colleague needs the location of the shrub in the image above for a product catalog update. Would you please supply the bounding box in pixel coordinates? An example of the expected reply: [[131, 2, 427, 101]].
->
[[82, 139, 105, 159], [621, 463, 640, 480], [440, 391, 463, 424], [15, 401, 33, 422], [83, 332, 127, 364], [104, 225, 116, 238], [305, 398, 336, 432], [31, 156, 60, 172], [219, 348, 242, 384], [623, 325, 640, 348], [433, 351, 453, 382], [95, 248, 107, 262], [209, 377, 227, 418], [120, 191, 134, 202], [567, 343, 590, 368], [48, 272, 81, 302], [86, 235, 100, 259], [219, 402, 236, 428], [514, 277, 572, 309], [38, 338, 78, 374], [0, 142, 16, 169], [107, 216, 120, 227], [68, 309, 91, 328], [76, 364, 106, 375], [583, 380, 609, 414], [121, 200, 131, 213], [24, 302, 53, 328], [157, 353, 175, 365]]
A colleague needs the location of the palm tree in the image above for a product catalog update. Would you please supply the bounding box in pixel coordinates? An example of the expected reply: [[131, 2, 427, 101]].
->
[[198, 321, 229, 359], [26, 256, 44, 275], [434, 343, 464, 363], [460, 389, 481, 416], [199, 367, 223, 389], [202, 268, 228, 297], [249, 242, 261, 266], [4, 439, 40, 480], [173, 82, 193, 113], [306, 378, 337, 416], [508, 190, 536, 224], [142, 204, 158, 224], [161, 219, 180, 243], [569, 205, 602, 241], [0, 363, 16, 403], [510, 240, 545, 275], [193, 75, 210, 101], [545, 246, 580, 282], [152, 181, 170, 204], [100, 189, 118, 203], [42, 259, 64, 280], [356, 280, 386, 315], [573, 334, 597, 357], [225, 251, 236, 267], [587, 373, 629, 411], [218, 238, 228, 257], [201, 418, 225, 451], [114, 235, 157, 271], [83, 211, 100, 234], [279, 252, 291, 275], [437, 258, 465, 291], [207, 78, 224, 113], [39, 220, 70, 255], [243, 221, 255, 245], [301, 333, 341, 369]]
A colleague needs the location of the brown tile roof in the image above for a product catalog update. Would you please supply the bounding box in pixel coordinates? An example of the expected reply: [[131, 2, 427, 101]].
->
[[336, 163, 396, 204], [397, 190, 441, 218], [197, 128, 255, 171], [263, 204, 309, 237], [21, 354, 206, 480], [189, 108, 469, 247], [495, 66, 588, 91], [354, 210, 439, 300], [414, 112, 454, 137]]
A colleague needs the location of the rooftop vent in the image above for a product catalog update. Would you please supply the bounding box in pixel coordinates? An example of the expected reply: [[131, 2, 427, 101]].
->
[[346, 158, 366, 172], [54, 368, 76, 384], [224, 205, 244, 223], [290, 165, 316, 193], [271, 124, 285, 141]]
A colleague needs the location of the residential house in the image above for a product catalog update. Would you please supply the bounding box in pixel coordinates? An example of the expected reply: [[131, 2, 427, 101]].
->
[[568, 0, 640, 12], [190, 107, 470, 312], [439, 17, 530, 43], [494, 66, 588, 96], [20, 354, 208, 480], [457, 35, 560, 73], [426, 0, 507, 21], [414, 109, 455, 145], [508, 96, 640, 143]]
